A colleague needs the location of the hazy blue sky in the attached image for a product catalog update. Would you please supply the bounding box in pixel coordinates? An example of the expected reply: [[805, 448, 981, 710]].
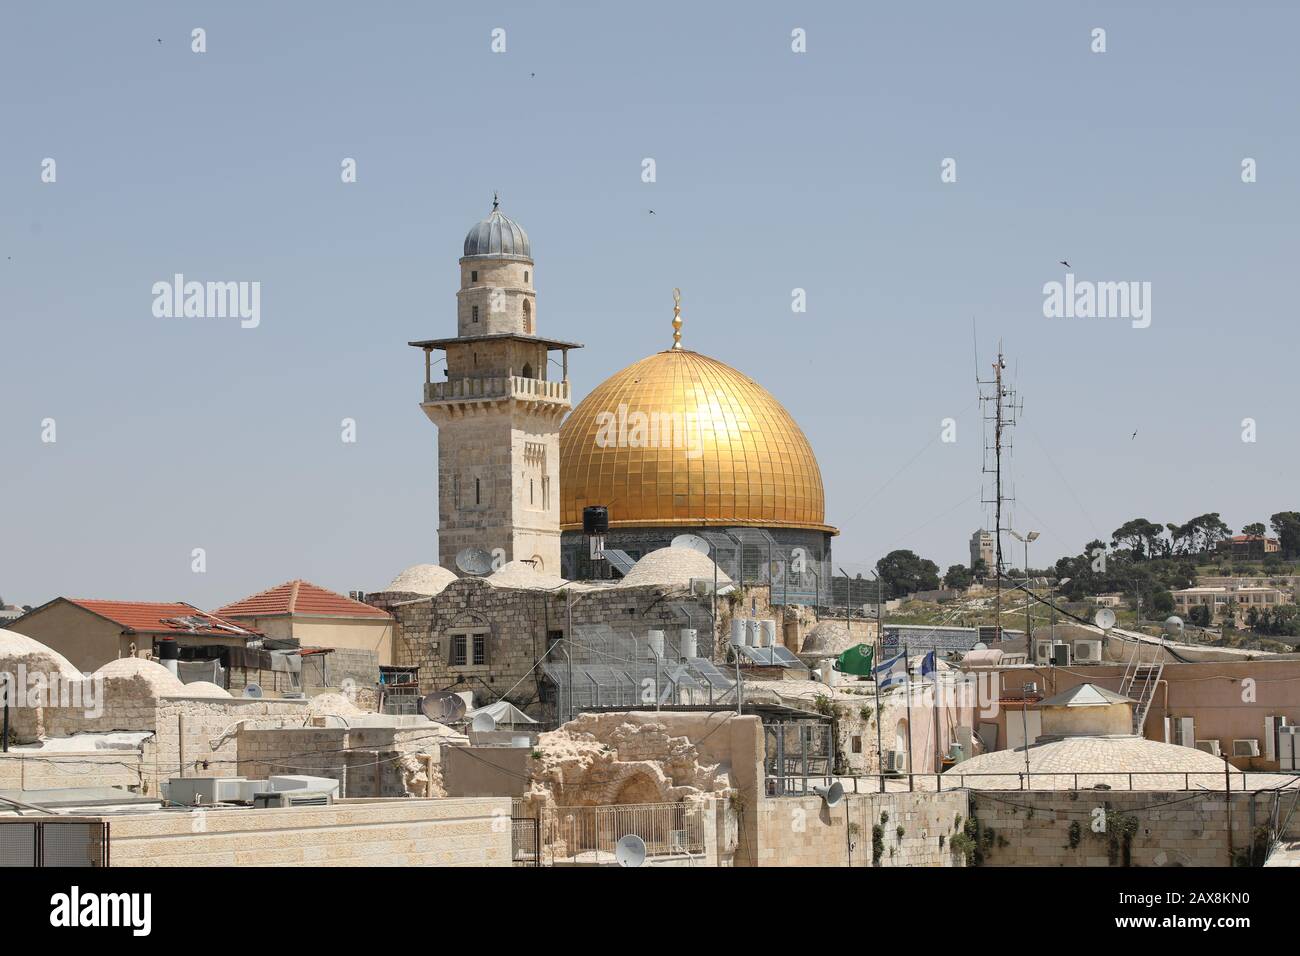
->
[[2, 1, 1296, 608]]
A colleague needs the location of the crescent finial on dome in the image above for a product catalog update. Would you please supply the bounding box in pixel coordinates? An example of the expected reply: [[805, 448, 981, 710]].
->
[[671, 287, 683, 350]]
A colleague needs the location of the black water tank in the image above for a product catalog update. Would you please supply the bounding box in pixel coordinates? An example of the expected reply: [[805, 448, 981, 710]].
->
[[155, 637, 179, 660], [583, 505, 609, 535]]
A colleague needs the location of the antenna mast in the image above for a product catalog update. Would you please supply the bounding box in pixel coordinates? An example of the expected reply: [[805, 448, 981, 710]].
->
[[977, 341, 1021, 640]]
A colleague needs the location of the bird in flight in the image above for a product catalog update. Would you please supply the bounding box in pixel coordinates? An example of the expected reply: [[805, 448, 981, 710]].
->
[[156, 38, 162, 44], [1131, 430, 1138, 439], [648, 210, 656, 215], [1059, 260, 1071, 268]]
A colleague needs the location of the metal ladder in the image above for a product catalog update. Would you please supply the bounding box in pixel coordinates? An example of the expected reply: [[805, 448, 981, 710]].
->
[[1118, 641, 1164, 736]]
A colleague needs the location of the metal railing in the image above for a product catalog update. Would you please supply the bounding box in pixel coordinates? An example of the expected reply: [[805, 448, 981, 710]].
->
[[542, 802, 704, 862], [765, 769, 1295, 795], [0, 819, 111, 867]]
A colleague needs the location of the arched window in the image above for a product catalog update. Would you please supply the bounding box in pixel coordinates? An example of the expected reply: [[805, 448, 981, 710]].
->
[[521, 362, 533, 379], [523, 299, 532, 333]]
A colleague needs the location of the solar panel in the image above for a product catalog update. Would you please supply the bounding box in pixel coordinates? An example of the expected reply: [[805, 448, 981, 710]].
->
[[688, 658, 736, 689], [602, 548, 638, 576]]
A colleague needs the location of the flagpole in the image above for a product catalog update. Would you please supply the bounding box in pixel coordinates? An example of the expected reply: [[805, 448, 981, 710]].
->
[[904, 642, 914, 792], [932, 644, 942, 782], [871, 571, 885, 793]]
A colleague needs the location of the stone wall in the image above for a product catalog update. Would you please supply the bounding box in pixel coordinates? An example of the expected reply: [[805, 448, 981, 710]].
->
[[103, 796, 513, 866], [0, 751, 145, 792], [151, 696, 309, 795], [237, 725, 457, 798], [738, 790, 970, 867], [967, 789, 1300, 867], [374, 579, 714, 721]]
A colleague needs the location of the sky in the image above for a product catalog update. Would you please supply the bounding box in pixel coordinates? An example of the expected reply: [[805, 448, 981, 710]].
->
[[1, 1, 1297, 609]]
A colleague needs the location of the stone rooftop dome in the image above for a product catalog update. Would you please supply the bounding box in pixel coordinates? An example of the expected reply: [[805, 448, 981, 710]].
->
[[798, 620, 856, 658], [946, 735, 1245, 790], [486, 560, 569, 591], [94, 657, 187, 695], [463, 197, 531, 260], [0, 628, 83, 680], [616, 546, 731, 590], [383, 564, 458, 597]]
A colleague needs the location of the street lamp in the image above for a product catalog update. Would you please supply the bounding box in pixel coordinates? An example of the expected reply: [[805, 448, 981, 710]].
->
[[1010, 530, 1039, 644]]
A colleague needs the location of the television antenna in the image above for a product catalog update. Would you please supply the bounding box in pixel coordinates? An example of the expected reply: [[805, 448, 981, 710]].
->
[[615, 834, 647, 868], [420, 691, 467, 723], [670, 533, 711, 555], [977, 341, 1022, 641], [454, 547, 495, 576]]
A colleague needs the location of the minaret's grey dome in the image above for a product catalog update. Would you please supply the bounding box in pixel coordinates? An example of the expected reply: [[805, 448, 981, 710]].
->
[[463, 196, 531, 260]]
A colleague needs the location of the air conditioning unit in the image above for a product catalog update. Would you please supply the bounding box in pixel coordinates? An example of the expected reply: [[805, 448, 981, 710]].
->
[[1232, 739, 1261, 758], [1034, 641, 1054, 664], [252, 790, 335, 809], [1052, 644, 1072, 667], [1280, 726, 1300, 771], [1073, 640, 1103, 664], [883, 751, 907, 774], [1171, 716, 1196, 747], [1266, 716, 1291, 761], [1195, 740, 1222, 756], [167, 776, 250, 806]]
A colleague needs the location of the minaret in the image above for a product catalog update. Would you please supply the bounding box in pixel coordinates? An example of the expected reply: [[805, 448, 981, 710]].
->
[[410, 198, 582, 574]]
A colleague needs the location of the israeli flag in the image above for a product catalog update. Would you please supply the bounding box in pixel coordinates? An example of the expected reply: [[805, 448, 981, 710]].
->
[[874, 651, 908, 690]]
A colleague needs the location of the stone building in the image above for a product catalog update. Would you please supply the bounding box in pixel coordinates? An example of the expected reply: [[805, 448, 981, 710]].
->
[[409, 197, 582, 575]]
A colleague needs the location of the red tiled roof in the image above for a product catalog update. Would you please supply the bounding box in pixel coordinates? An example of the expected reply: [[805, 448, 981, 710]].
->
[[215, 580, 390, 620], [66, 599, 259, 638]]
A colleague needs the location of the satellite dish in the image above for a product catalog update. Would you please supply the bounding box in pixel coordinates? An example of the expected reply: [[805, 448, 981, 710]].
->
[[471, 712, 497, 733], [454, 547, 495, 576], [813, 781, 844, 808], [972, 642, 988, 651], [615, 834, 647, 868], [420, 691, 467, 723], [242, 683, 263, 699], [670, 533, 710, 555], [1093, 607, 1116, 630]]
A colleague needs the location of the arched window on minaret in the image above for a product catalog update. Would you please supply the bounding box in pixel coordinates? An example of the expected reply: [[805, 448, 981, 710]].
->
[[523, 299, 532, 333], [522, 362, 533, 379]]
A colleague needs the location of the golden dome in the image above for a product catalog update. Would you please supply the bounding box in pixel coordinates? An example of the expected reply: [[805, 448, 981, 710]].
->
[[559, 348, 835, 533]]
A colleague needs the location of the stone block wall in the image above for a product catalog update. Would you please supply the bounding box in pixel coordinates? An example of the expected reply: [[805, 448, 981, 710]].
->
[[0, 751, 145, 792], [104, 796, 513, 866], [967, 789, 1300, 867], [151, 697, 309, 794], [374, 579, 713, 722], [236, 725, 451, 798], [738, 790, 969, 867]]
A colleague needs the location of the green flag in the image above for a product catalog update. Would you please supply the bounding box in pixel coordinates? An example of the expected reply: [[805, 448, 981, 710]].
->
[[834, 643, 874, 676]]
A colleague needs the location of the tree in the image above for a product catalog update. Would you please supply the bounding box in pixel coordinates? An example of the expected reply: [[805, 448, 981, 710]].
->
[[944, 564, 972, 589], [1151, 589, 1174, 615], [1270, 512, 1300, 559], [1111, 518, 1164, 559], [1187, 605, 1212, 627], [875, 550, 941, 599], [1242, 522, 1266, 538]]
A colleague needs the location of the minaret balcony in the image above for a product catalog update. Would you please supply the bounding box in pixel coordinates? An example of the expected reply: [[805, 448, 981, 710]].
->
[[422, 375, 571, 407]]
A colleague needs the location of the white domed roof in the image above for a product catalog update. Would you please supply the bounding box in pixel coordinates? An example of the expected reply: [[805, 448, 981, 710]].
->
[[384, 564, 458, 596], [0, 629, 83, 680], [487, 561, 568, 591], [173, 680, 231, 699], [798, 621, 855, 657], [94, 657, 186, 695], [946, 735, 1245, 790], [618, 547, 731, 590]]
